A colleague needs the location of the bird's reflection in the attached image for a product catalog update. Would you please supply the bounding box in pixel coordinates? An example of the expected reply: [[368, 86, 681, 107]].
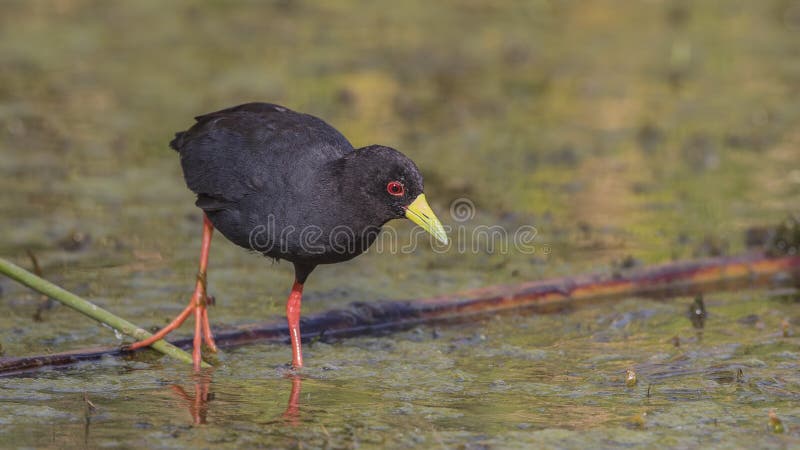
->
[[281, 374, 303, 426], [170, 369, 214, 425], [168, 368, 304, 426]]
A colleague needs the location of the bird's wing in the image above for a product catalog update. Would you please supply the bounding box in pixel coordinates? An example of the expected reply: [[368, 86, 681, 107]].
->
[[170, 103, 353, 208]]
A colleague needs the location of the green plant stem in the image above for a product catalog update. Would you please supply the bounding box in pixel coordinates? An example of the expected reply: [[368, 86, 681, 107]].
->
[[0, 256, 209, 368]]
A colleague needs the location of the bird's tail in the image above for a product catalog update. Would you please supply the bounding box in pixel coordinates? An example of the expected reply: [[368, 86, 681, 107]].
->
[[169, 131, 186, 152]]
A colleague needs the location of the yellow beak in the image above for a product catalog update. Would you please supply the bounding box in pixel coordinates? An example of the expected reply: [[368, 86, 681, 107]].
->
[[405, 194, 448, 245]]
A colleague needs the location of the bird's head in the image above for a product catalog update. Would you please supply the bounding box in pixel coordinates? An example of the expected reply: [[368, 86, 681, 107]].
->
[[338, 145, 448, 245]]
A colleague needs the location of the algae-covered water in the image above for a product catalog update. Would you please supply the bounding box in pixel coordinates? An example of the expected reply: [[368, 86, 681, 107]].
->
[[1, 0, 799, 448]]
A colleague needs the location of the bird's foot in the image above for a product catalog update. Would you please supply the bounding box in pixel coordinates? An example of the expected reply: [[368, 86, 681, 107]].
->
[[278, 363, 303, 377], [127, 301, 195, 350]]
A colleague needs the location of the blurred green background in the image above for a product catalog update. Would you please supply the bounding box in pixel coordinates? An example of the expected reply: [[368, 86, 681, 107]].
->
[[1, 1, 799, 448]]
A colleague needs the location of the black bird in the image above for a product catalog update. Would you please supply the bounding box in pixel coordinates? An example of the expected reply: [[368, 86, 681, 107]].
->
[[130, 102, 448, 369]]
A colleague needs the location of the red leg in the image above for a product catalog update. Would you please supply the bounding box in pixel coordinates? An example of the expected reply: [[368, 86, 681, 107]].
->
[[201, 305, 216, 351], [286, 281, 304, 369], [193, 304, 203, 370], [196, 215, 217, 353], [128, 214, 216, 369]]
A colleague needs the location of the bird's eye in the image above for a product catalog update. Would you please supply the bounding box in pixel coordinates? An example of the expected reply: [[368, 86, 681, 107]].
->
[[386, 181, 405, 196]]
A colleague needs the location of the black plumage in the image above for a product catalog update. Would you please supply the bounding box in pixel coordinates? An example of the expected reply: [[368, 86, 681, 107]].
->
[[171, 102, 424, 282]]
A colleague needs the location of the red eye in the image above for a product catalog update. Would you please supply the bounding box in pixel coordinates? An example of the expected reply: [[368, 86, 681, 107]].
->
[[387, 181, 405, 196]]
